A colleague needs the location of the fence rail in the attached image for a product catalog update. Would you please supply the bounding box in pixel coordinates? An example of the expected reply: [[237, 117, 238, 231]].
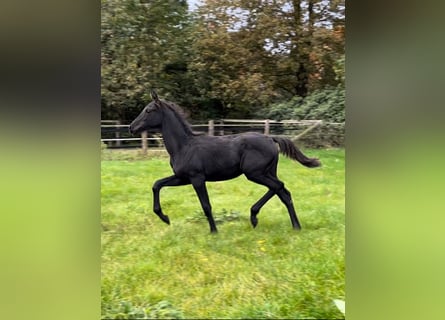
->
[[101, 119, 344, 151]]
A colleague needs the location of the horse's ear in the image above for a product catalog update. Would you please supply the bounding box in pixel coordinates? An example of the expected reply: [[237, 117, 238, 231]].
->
[[151, 89, 160, 103]]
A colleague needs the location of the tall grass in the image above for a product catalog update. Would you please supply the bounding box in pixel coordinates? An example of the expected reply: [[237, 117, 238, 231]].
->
[[101, 148, 344, 319]]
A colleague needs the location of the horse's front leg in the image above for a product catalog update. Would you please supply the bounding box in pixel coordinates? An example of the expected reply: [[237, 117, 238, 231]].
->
[[190, 175, 218, 233], [152, 175, 189, 225]]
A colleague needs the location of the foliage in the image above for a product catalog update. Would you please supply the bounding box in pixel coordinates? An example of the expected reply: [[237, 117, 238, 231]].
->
[[294, 87, 345, 122], [256, 87, 345, 122], [101, 0, 191, 120], [101, 0, 345, 121], [333, 54, 345, 86], [101, 149, 345, 319], [189, 0, 345, 116], [255, 96, 304, 121], [189, 0, 278, 116]]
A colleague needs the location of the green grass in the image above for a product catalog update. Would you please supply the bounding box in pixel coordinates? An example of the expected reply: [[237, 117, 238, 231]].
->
[[101, 148, 344, 319]]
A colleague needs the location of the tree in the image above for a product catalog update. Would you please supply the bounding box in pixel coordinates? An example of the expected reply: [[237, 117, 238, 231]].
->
[[100, 0, 345, 121], [101, 0, 190, 121], [189, 0, 345, 117]]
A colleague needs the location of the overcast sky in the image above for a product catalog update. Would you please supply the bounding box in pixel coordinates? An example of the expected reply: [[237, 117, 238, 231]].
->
[[187, 0, 201, 11]]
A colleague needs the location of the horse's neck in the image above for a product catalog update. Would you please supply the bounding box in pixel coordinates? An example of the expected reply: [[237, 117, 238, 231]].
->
[[161, 111, 192, 156]]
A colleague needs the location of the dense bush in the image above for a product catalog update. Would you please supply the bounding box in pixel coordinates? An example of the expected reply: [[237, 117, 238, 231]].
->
[[253, 87, 345, 147], [256, 87, 345, 123]]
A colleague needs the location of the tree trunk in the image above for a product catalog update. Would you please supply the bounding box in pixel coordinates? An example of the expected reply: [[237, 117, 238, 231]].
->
[[291, 0, 309, 97]]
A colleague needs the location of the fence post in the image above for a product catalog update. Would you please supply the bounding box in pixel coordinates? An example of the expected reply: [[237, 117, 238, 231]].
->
[[115, 120, 121, 147], [219, 120, 224, 136], [141, 131, 148, 155], [264, 119, 270, 135], [208, 120, 214, 136]]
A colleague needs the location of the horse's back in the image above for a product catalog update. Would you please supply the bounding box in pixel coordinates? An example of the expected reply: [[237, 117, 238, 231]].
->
[[203, 132, 277, 156], [237, 132, 277, 151]]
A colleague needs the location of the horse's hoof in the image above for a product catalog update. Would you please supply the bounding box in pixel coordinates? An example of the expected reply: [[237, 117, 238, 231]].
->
[[251, 216, 258, 228], [160, 215, 170, 225]]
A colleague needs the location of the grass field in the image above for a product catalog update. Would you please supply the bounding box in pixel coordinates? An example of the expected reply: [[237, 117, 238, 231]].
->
[[101, 148, 344, 319]]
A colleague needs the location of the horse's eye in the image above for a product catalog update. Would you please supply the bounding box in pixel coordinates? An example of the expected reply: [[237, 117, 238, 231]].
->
[[145, 109, 152, 114]]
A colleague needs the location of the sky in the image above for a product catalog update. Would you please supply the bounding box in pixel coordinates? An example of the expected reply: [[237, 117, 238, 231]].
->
[[187, 0, 201, 11]]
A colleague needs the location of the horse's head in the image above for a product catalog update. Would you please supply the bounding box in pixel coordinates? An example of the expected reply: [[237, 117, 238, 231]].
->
[[129, 90, 164, 135]]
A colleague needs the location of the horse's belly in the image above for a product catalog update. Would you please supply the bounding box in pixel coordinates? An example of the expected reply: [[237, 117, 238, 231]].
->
[[206, 171, 242, 181], [205, 165, 242, 181]]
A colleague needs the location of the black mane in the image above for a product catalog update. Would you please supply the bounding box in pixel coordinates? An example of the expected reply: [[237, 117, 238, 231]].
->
[[162, 100, 202, 136]]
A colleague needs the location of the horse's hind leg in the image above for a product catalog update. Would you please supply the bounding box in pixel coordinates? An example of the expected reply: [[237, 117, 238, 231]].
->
[[275, 185, 301, 230], [247, 174, 301, 230], [250, 190, 275, 228]]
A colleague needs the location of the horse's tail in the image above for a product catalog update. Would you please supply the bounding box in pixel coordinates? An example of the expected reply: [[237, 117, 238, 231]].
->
[[272, 137, 321, 168]]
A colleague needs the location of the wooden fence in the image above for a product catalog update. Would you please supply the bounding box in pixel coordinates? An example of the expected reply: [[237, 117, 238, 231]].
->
[[101, 119, 344, 153]]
